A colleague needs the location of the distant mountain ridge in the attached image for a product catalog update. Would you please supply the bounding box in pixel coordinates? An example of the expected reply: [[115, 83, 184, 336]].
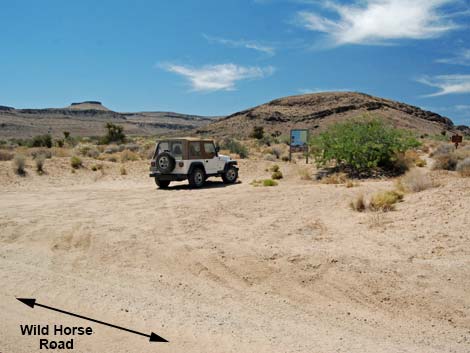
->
[[198, 92, 468, 137]]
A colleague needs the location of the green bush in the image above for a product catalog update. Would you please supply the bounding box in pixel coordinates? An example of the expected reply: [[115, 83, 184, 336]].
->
[[250, 126, 264, 140], [70, 156, 83, 169], [100, 123, 126, 144], [31, 134, 52, 148], [310, 118, 420, 174], [220, 138, 248, 159], [271, 171, 283, 180], [263, 179, 278, 186]]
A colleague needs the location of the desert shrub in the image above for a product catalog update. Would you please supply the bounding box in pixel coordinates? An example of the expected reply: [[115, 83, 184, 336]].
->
[[298, 168, 312, 180], [271, 170, 283, 180], [35, 155, 45, 174], [456, 158, 470, 177], [433, 153, 458, 171], [263, 179, 278, 186], [311, 118, 420, 174], [369, 190, 403, 212], [120, 149, 139, 162], [100, 123, 126, 144], [415, 158, 427, 167], [31, 148, 52, 159], [321, 173, 348, 184], [270, 164, 280, 172], [345, 180, 358, 188], [78, 144, 100, 158], [350, 194, 366, 212], [124, 143, 140, 152], [70, 156, 83, 169], [271, 146, 282, 159], [120, 165, 127, 175], [91, 164, 103, 171], [13, 154, 26, 175], [31, 134, 52, 148], [220, 138, 248, 159], [51, 147, 71, 157], [281, 155, 289, 162], [263, 154, 276, 161], [104, 145, 121, 154], [250, 126, 264, 140], [398, 169, 433, 192], [430, 143, 454, 157], [0, 150, 14, 161], [250, 179, 278, 187]]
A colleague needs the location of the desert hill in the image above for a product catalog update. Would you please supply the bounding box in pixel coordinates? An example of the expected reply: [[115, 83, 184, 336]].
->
[[0, 102, 215, 139], [198, 92, 467, 137]]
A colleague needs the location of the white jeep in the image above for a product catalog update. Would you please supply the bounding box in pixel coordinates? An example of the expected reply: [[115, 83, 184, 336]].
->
[[149, 138, 239, 188]]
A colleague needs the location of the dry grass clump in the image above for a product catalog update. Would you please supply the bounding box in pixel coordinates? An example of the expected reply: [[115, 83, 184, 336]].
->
[[456, 158, 470, 177], [272, 170, 283, 180], [251, 179, 278, 187], [77, 144, 100, 158], [0, 149, 14, 161], [369, 190, 404, 212], [31, 148, 52, 160], [397, 169, 434, 193], [13, 154, 26, 175], [433, 153, 458, 171], [321, 173, 348, 184], [415, 158, 427, 167], [120, 149, 139, 162], [298, 167, 312, 180], [91, 163, 104, 171], [351, 190, 404, 212], [263, 153, 276, 162], [350, 194, 366, 212], [70, 156, 83, 169], [35, 155, 45, 174], [51, 147, 71, 157], [120, 165, 127, 175]]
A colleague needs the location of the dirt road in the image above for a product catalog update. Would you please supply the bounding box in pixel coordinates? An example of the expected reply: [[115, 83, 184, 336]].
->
[[1, 160, 469, 352]]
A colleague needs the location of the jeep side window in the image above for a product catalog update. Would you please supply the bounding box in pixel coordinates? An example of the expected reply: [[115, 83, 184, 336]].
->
[[171, 142, 183, 159], [189, 142, 201, 159], [155, 142, 169, 157], [203, 142, 216, 158]]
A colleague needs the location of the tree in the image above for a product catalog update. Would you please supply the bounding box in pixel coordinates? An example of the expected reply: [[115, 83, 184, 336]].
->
[[101, 123, 126, 144]]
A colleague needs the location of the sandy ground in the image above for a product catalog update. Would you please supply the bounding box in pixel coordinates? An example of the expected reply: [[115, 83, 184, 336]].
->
[[0, 157, 469, 353]]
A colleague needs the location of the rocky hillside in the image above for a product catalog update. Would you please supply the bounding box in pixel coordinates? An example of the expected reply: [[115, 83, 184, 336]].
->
[[0, 102, 215, 139], [197, 92, 467, 137]]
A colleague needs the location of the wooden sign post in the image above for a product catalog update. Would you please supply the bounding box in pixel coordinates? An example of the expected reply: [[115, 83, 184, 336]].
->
[[451, 134, 463, 149]]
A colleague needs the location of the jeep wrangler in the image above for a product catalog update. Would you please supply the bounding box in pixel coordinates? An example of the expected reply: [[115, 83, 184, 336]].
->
[[149, 138, 238, 188]]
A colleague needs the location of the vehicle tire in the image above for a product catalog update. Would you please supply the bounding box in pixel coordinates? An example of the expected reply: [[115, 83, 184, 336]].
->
[[188, 168, 205, 188], [156, 152, 175, 173], [155, 178, 170, 189], [222, 165, 238, 184]]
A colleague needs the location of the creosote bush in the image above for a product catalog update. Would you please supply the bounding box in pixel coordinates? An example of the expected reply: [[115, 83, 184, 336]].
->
[[70, 156, 83, 169], [13, 154, 26, 175], [311, 118, 420, 175]]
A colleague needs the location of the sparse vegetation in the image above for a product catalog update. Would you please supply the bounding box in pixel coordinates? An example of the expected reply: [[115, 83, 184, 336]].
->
[[369, 190, 403, 212], [13, 154, 26, 175], [350, 194, 366, 212], [70, 156, 83, 169], [456, 158, 470, 177], [250, 126, 264, 140], [100, 122, 126, 144], [0, 150, 14, 161], [251, 179, 278, 187], [35, 155, 45, 174], [397, 169, 433, 193], [311, 118, 420, 175], [220, 138, 248, 159]]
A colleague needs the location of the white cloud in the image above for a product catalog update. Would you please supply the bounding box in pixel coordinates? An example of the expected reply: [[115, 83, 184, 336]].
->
[[296, 0, 462, 46], [203, 34, 275, 55], [417, 74, 470, 96], [437, 49, 470, 65], [160, 63, 275, 92]]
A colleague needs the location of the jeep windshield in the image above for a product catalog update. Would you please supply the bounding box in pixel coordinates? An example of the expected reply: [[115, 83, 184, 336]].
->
[[154, 140, 183, 160]]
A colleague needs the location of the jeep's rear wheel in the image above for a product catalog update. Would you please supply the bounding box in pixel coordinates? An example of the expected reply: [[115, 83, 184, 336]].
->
[[222, 166, 238, 184], [155, 178, 171, 189], [156, 152, 175, 173], [189, 168, 205, 188]]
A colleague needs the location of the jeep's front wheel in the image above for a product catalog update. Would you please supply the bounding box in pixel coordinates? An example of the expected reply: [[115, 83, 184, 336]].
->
[[155, 178, 171, 189], [222, 165, 238, 184], [188, 168, 205, 188]]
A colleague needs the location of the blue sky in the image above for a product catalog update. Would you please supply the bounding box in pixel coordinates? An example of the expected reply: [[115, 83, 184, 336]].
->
[[1, 0, 469, 125]]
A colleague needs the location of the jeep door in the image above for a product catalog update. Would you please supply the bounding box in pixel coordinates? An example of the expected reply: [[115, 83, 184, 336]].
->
[[202, 142, 220, 174]]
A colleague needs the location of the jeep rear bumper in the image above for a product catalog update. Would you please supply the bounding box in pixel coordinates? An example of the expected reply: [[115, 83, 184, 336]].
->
[[150, 172, 188, 181]]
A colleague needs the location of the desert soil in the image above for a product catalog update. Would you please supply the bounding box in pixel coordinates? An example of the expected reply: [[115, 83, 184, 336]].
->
[[0, 158, 469, 353]]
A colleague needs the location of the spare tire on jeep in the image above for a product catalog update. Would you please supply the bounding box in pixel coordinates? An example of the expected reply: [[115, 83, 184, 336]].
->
[[156, 152, 176, 173]]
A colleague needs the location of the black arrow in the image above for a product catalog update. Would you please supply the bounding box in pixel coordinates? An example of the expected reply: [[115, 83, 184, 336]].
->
[[16, 298, 168, 343]]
